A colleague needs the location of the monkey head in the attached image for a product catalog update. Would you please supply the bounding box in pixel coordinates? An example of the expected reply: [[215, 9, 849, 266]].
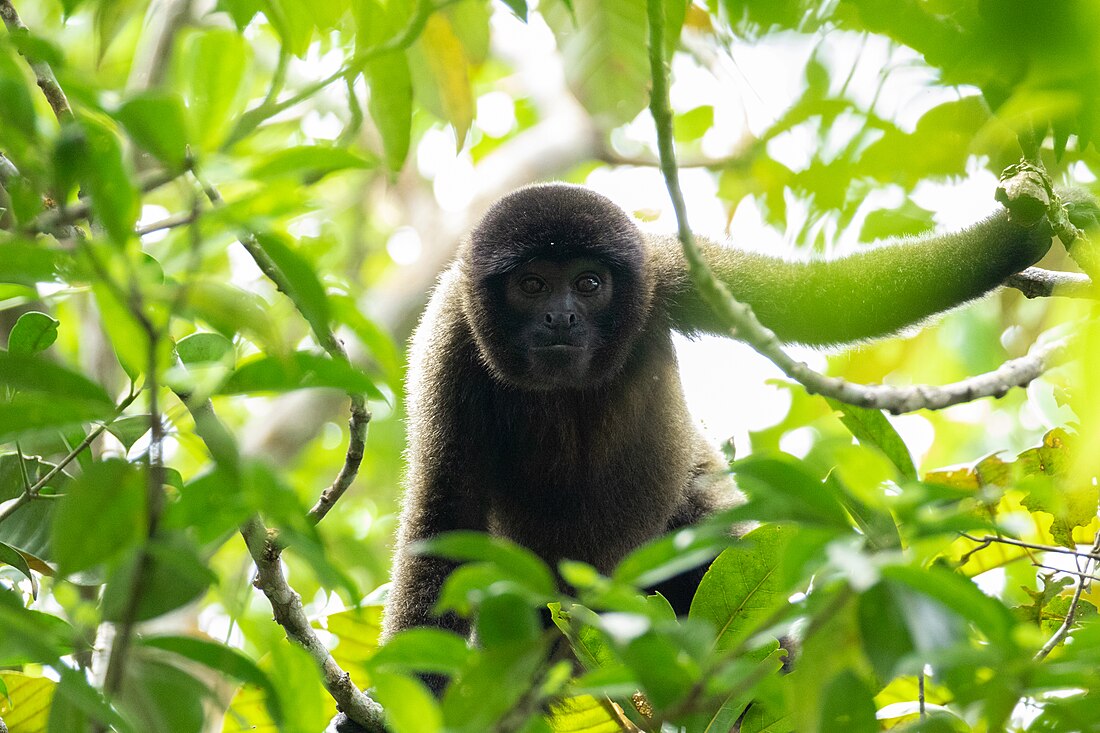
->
[[461, 183, 653, 390]]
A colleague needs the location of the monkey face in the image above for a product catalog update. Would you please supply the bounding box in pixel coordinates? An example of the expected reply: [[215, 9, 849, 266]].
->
[[461, 183, 653, 391], [500, 257, 614, 388]]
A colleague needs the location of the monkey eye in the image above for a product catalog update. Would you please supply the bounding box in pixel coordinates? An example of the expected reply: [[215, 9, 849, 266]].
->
[[519, 276, 547, 295], [574, 274, 601, 294]]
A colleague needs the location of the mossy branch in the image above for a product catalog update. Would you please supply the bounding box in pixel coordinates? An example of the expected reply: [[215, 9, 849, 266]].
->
[[644, 0, 1082, 415]]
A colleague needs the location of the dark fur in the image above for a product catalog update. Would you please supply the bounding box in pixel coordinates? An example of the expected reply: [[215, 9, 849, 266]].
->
[[385, 184, 735, 644], [329, 182, 1089, 730]]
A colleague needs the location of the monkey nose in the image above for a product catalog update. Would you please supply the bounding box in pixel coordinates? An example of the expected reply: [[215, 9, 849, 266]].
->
[[544, 312, 577, 330]]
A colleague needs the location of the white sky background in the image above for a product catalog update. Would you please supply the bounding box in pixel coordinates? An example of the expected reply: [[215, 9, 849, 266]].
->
[[389, 3, 1024, 463]]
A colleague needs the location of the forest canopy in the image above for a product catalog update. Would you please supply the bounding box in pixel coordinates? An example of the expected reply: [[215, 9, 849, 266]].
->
[[2, 0, 1100, 731]]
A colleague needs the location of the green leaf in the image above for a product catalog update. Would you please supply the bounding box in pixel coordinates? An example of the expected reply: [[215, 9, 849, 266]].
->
[[53, 665, 134, 733], [542, 0, 652, 127], [819, 670, 878, 733], [0, 541, 34, 586], [415, 531, 557, 598], [883, 565, 1017, 649], [180, 29, 249, 150], [219, 351, 384, 400], [369, 628, 470, 675], [265, 0, 316, 57], [102, 535, 216, 622], [0, 243, 64, 286], [218, 0, 262, 29], [413, 14, 474, 148], [116, 91, 191, 171], [826, 398, 917, 480], [732, 453, 851, 528], [858, 200, 936, 242], [253, 232, 330, 337], [500, 0, 527, 21], [142, 636, 282, 724], [104, 415, 152, 451], [365, 53, 413, 171], [620, 629, 699, 709], [51, 459, 145, 575], [371, 671, 443, 733], [0, 351, 113, 407], [688, 525, 795, 651], [674, 105, 714, 142], [0, 454, 68, 567], [183, 280, 281, 352], [0, 593, 78, 666], [117, 657, 209, 733], [476, 593, 542, 647], [0, 395, 111, 444], [613, 519, 733, 588], [54, 116, 139, 246], [92, 281, 173, 380], [248, 146, 374, 180], [7, 311, 59, 355], [176, 332, 234, 365], [858, 581, 915, 680]]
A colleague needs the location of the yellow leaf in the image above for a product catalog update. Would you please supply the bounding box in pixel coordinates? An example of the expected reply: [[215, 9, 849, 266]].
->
[[0, 672, 55, 733], [417, 14, 474, 149]]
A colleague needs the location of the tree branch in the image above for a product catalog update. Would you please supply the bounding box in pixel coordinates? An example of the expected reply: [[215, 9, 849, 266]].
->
[[0, 0, 72, 120], [241, 517, 386, 731], [174, 388, 385, 731], [644, 0, 1081, 416], [1034, 532, 1100, 661], [1006, 267, 1094, 299], [194, 175, 372, 523]]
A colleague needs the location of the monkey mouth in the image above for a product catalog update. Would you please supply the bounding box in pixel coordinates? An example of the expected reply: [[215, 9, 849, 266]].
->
[[532, 343, 583, 351]]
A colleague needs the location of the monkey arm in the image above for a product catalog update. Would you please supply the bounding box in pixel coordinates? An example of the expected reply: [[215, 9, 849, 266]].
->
[[382, 270, 491, 642], [659, 210, 1053, 345]]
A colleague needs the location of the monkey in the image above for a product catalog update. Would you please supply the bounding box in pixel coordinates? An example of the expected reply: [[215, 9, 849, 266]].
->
[[328, 182, 1097, 731]]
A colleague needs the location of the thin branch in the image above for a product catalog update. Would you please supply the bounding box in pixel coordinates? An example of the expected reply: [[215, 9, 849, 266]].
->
[[958, 533, 1100, 562], [1006, 267, 1095, 299], [196, 175, 372, 523], [221, 0, 458, 148], [173, 387, 385, 731], [1034, 533, 1100, 661], [0, 0, 72, 120], [27, 167, 183, 238], [136, 209, 201, 237], [241, 516, 387, 731]]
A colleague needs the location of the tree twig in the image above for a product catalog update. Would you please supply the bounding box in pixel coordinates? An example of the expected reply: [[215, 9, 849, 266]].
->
[[1006, 267, 1094, 299], [195, 175, 372, 523], [1034, 533, 1100, 661], [0, 0, 72, 120], [221, 0, 459, 148], [241, 516, 386, 731]]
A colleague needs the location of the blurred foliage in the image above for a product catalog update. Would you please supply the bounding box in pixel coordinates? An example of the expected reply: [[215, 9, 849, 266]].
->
[[1, 0, 1100, 731]]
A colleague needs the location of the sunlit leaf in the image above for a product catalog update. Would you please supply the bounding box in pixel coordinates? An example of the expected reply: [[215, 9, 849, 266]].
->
[[180, 29, 249, 150], [219, 351, 384, 400], [689, 524, 794, 651], [0, 672, 54, 732], [116, 91, 191, 171], [7, 311, 58, 355], [253, 232, 330, 337], [413, 13, 474, 148], [826, 398, 916, 480], [372, 671, 443, 733]]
